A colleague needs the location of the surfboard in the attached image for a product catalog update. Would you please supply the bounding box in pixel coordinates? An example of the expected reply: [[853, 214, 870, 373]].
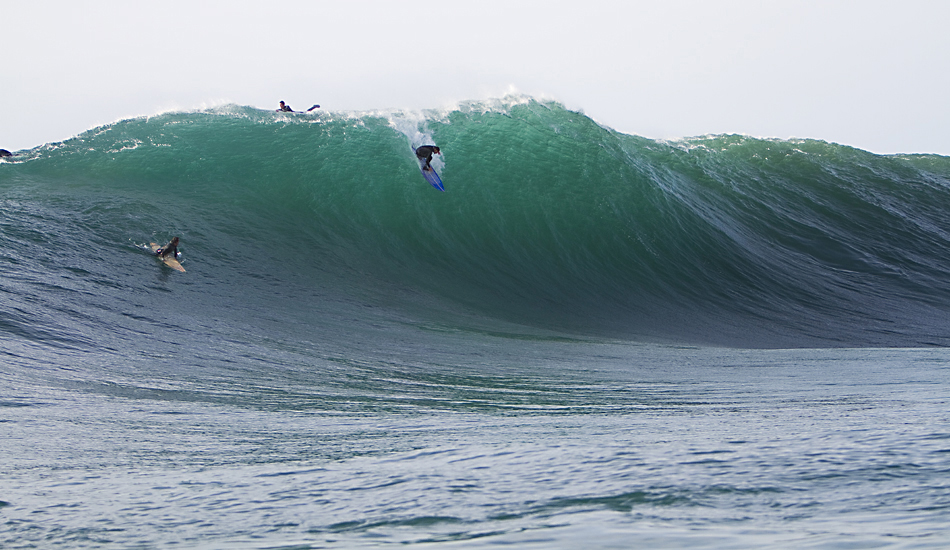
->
[[276, 105, 320, 114], [149, 243, 186, 272], [420, 165, 445, 191]]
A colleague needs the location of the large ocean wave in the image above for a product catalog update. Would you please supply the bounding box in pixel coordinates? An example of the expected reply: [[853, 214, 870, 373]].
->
[[3, 97, 950, 348]]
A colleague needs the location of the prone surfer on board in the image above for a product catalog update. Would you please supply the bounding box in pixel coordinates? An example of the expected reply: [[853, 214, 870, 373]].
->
[[415, 145, 441, 171], [154, 237, 180, 260], [277, 101, 320, 112]]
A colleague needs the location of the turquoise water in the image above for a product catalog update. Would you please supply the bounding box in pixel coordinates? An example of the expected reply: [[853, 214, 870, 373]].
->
[[1, 97, 949, 548]]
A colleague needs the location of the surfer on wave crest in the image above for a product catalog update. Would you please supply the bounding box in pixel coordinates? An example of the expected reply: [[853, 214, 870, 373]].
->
[[415, 145, 440, 171], [277, 101, 320, 112]]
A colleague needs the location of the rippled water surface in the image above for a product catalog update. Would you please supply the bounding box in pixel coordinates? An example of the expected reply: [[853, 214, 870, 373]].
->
[[3, 344, 949, 549]]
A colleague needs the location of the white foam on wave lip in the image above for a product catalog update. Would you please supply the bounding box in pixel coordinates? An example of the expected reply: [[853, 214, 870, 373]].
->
[[381, 93, 559, 172], [386, 111, 432, 149]]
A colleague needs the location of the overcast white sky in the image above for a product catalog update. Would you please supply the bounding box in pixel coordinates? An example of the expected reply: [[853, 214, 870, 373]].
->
[[2, 0, 948, 155]]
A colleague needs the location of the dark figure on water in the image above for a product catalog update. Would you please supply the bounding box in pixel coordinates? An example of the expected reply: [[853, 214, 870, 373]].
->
[[0, 149, 12, 157], [278, 101, 319, 112], [155, 237, 180, 259], [415, 145, 440, 171]]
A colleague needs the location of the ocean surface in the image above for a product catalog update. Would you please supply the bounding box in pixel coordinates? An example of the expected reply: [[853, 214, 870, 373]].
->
[[1, 97, 949, 548]]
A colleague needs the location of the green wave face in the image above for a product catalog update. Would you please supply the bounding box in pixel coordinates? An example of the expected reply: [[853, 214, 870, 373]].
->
[[4, 98, 950, 347]]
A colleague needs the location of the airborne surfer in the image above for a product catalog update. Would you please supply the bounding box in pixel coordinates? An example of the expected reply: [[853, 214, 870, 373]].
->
[[415, 145, 441, 171], [154, 237, 180, 260]]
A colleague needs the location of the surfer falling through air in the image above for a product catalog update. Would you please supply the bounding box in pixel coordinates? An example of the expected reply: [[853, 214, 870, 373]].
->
[[414, 145, 445, 191], [415, 145, 440, 171]]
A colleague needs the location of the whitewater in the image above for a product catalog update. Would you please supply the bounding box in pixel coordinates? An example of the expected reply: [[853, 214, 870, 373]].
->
[[1, 97, 949, 549]]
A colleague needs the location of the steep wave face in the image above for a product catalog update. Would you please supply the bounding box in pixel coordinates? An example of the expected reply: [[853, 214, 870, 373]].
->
[[3, 98, 950, 348]]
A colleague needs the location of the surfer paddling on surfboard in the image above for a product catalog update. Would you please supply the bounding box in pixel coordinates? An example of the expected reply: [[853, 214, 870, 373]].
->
[[154, 237, 180, 260], [149, 237, 186, 272], [415, 145, 441, 172], [277, 101, 320, 112]]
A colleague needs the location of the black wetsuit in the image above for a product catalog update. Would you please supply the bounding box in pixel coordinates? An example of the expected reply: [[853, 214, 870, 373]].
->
[[155, 239, 179, 259], [0, 149, 12, 158], [415, 145, 439, 169], [279, 104, 293, 112]]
